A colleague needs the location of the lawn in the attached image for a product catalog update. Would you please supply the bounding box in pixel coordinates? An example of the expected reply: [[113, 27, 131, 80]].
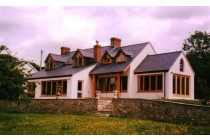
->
[[0, 113, 210, 135]]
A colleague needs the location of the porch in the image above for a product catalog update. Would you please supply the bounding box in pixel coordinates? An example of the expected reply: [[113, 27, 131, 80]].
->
[[91, 73, 128, 98]]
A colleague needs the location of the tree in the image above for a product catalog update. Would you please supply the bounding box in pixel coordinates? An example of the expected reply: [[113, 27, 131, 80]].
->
[[182, 31, 210, 104], [0, 45, 28, 101]]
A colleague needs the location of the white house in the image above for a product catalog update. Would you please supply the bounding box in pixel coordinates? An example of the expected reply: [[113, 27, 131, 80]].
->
[[27, 37, 194, 100]]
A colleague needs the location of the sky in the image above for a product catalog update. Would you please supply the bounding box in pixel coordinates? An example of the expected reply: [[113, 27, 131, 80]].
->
[[0, 6, 210, 65]]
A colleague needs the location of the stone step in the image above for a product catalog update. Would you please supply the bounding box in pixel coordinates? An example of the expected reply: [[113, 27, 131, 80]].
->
[[101, 108, 112, 111], [106, 105, 112, 109], [94, 113, 111, 117], [97, 110, 112, 114]]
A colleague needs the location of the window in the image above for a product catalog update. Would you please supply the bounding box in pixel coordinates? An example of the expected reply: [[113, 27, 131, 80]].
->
[[41, 80, 67, 96], [102, 54, 112, 64], [27, 82, 36, 98], [173, 74, 190, 96], [138, 74, 163, 92], [77, 81, 83, 98], [116, 52, 126, 62], [98, 77, 116, 92], [73, 53, 84, 67], [45, 58, 54, 70], [120, 76, 128, 92], [180, 59, 184, 72]]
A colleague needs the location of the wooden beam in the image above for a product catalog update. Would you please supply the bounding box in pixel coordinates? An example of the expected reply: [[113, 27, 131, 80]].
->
[[117, 73, 120, 98], [98, 74, 118, 78], [92, 75, 96, 97]]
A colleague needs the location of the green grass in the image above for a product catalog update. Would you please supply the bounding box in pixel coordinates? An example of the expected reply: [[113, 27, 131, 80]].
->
[[155, 99, 210, 106], [0, 113, 210, 135]]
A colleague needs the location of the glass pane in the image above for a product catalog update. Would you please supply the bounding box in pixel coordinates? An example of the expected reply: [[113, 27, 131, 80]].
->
[[110, 78, 116, 91], [157, 75, 163, 90], [186, 78, 189, 95], [99, 78, 104, 91], [52, 81, 56, 95], [77, 93, 82, 98], [42, 82, 46, 95], [47, 82, 51, 95], [57, 81, 62, 86], [139, 76, 143, 90], [182, 77, 185, 95], [177, 76, 180, 94], [121, 77, 127, 91], [121, 54, 124, 61], [50, 59, 53, 69], [151, 76, 156, 91], [79, 56, 82, 66], [106, 78, 110, 91], [63, 81, 67, 94], [173, 76, 176, 94], [144, 76, 149, 91], [78, 81, 82, 91]]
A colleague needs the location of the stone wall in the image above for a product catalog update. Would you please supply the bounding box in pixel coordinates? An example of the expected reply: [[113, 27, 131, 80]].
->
[[112, 98, 210, 126], [0, 99, 97, 115]]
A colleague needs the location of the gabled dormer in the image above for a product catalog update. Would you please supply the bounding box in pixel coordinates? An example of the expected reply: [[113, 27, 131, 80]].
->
[[101, 51, 112, 64], [116, 50, 127, 63], [45, 54, 54, 70], [72, 50, 84, 67]]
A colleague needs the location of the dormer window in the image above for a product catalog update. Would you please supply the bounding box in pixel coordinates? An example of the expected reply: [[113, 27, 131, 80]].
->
[[116, 52, 126, 62], [102, 53, 112, 64], [73, 52, 84, 67], [45, 57, 54, 70], [180, 59, 184, 72]]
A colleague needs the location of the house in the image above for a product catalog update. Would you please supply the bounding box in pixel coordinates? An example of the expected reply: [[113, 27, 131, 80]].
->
[[27, 37, 194, 100], [17, 62, 38, 77]]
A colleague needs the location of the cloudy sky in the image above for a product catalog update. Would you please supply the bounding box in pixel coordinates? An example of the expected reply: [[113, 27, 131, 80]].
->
[[0, 6, 210, 65]]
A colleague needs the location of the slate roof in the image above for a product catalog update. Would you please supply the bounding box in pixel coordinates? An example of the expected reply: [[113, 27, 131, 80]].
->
[[27, 63, 96, 80], [77, 49, 93, 58], [49, 53, 69, 63], [89, 42, 149, 75], [134, 51, 182, 74]]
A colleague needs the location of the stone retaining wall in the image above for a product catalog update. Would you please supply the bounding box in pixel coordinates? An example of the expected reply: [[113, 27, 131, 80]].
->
[[112, 98, 210, 126], [0, 99, 97, 115]]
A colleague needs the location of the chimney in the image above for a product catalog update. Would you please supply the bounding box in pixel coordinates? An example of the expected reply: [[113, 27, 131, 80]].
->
[[110, 37, 121, 47], [94, 40, 101, 62], [61, 47, 70, 55]]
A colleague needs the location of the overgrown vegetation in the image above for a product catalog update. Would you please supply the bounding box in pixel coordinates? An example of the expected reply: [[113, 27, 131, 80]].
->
[[0, 45, 32, 101], [182, 31, 210, 104], [0, 113, 210, 135]]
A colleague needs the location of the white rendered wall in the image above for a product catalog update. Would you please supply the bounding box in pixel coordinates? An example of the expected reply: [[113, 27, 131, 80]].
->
[[167, 52, 195, 100], [126, 43, 156, 98], [71, 64, 97, 99], [28, 76, 72, 99]]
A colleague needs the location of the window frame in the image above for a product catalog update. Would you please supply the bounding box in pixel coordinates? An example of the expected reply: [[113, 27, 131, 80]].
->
[[137, 74, 163, 92], [180, 59, 184, 72], [72, 51, 84, 67], [173, 73, 190, 97], [45, 56, 55, 70], [102, 53, 112, 64], [116, 52, 127, 63], [98, 77, 117, 93], [41, 80, 67, 96], [77, 80, 83, 99]]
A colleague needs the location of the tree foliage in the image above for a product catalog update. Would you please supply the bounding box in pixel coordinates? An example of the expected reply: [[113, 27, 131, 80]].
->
[[0, 45, 29, 101], [182, 31, 210, 104]]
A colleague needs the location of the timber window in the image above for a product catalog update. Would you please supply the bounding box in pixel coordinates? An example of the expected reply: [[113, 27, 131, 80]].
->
[[102, 54, 112, 64], [173, 74, 190, 96], [73, 52, 84, 67], [41, 80, 67, 96], [120, 76, 128, 92], [116, 52, 126, 62], [27, 82, 36, 99], [180, 59, 184, 72], [99, 77, 116, 92], [77, 81, 83, 98], [45, 58, 54, 70], [137, 74, 163, 92]]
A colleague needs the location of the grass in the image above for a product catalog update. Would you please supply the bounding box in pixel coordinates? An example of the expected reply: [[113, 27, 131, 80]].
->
[[0, 113, 210, 135], [155, 99, 210, 106]]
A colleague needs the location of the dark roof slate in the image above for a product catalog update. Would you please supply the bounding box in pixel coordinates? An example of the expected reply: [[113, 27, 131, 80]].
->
[[90, 42, 149, 75], [78, 49, 93, 58], [50, 54, 69, 63], [27, 63, 96, 80], [134, 51, 182, 74]]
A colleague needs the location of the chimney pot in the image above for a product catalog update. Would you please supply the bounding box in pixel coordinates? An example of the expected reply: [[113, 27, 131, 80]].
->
[[110, 37, 121, 47], [61, 47, 70, 55]]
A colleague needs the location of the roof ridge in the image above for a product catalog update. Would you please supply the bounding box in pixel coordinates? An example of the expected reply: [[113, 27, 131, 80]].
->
[[148, 51, 182, 56], [50, 53, 68, 57], [121, 42, 150, 48]]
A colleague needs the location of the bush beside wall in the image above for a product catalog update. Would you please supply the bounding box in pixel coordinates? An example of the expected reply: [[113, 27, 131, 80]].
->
[[0, 99, 98, 115], [112, 98, 210, 126]]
